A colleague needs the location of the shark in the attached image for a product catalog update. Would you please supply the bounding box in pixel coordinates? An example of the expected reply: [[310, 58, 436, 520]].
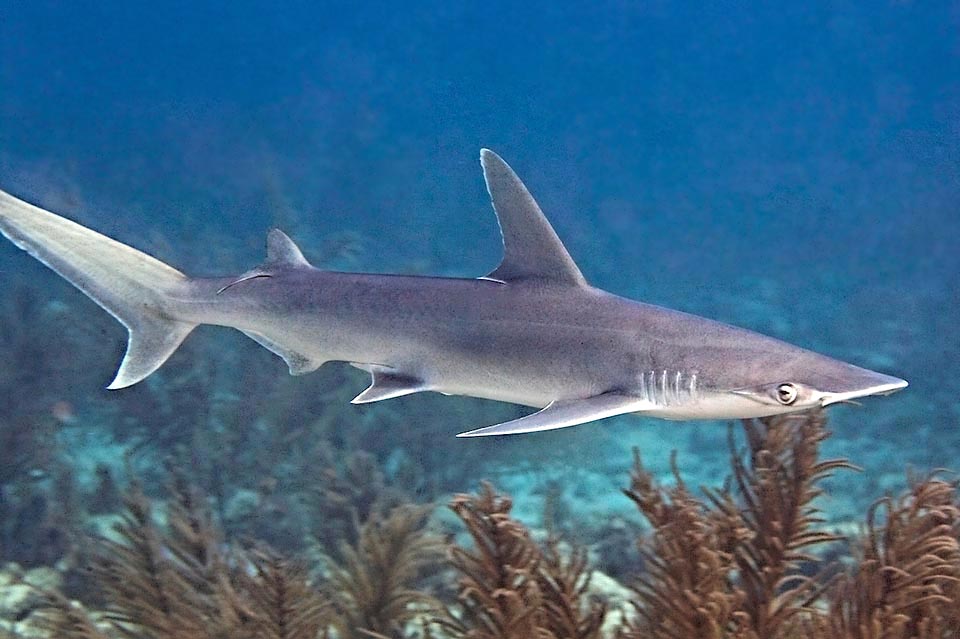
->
[[0, 149, 907, 437]]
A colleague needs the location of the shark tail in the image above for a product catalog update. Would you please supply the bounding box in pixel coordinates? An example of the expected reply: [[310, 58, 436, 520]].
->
[[0, 190, 197, 389]]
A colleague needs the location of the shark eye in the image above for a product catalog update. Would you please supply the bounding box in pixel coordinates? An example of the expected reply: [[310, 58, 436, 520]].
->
[[775, 383, 799, 405]]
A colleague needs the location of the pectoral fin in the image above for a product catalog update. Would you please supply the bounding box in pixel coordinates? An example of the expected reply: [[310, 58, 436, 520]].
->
[[456, 392, 653, 437], [350, 364, 429, 404]]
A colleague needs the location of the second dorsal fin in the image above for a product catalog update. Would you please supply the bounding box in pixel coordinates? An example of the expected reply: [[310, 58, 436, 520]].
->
[[265, 228, 311, 268], [216, 229, 311, 295], [481, 149, 587, 287]]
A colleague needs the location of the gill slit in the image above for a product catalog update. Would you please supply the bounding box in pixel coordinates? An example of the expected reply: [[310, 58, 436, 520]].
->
[[637, 369, 701, 406]]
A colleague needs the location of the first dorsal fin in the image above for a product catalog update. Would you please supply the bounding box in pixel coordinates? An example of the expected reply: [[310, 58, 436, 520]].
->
[[481, 149, 587, 287], [265, 228, 311, 268]]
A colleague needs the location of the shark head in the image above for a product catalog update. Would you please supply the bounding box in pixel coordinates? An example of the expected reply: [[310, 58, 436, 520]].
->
[[634, 306, 910, 421], [725, 347, 908, 414]]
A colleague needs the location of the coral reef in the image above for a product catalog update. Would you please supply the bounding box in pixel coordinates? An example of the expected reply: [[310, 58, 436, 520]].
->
[[443, 482, 552, 638], [0, 410, 957, 639], [620, 411, 853, 638], [306, 449, 416, 559], [618, 411, 960, 639], [819, 474, 960, 637], [442, 482, 605, 639], [325, 504, 442, 639], [76, 474, 257, 638]]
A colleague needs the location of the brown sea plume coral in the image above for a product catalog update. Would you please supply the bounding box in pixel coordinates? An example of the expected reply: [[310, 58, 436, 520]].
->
[[727, 412, 855, 635], [819, 473, 960, 638], [38, 474, 332, 639], [86, 475, 255, 638], [443, 481, 606, 639], [620, 410, 960, 639], [38, 473, 443, 639], [325, 504, 444, 639], [620, 410, 856, 639], [443, 483, 547, 639], [620, 448, 748, 638], [24, 410, 960, 639]]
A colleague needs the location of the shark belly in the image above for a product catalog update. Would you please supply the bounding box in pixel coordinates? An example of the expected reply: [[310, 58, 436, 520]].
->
[[177, 272, 633, 409], [175, 272, 788, 421]]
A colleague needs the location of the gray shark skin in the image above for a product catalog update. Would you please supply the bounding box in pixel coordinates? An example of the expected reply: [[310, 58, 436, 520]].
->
[[0, 150, 907, 437]]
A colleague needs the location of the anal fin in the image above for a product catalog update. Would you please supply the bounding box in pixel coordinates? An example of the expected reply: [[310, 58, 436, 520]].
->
[[350, 364, 429, 404], [241, 330, 323, 375], [456, 392, 653, 437]]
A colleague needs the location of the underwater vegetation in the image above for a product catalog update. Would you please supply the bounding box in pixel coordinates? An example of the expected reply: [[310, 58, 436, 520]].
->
[[0, 409, 956, 638]]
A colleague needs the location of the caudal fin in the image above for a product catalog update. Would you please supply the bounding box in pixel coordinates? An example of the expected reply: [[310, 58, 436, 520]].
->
[[0, 189, 197, 388]]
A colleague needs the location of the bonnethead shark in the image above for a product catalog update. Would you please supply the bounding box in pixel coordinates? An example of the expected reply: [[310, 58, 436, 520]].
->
[[0, 150, 907, 437]]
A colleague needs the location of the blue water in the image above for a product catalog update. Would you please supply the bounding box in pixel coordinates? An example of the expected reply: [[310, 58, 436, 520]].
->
[[0, 0, 957, 567]]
